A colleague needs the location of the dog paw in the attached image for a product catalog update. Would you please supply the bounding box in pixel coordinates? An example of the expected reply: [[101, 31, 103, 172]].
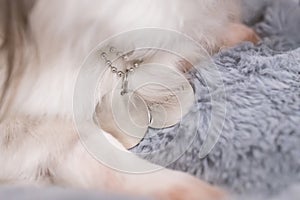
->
[[222, 23, 260, 47]]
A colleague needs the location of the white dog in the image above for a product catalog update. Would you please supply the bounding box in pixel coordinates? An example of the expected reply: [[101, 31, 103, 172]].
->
[[0, 0, 258, 199]]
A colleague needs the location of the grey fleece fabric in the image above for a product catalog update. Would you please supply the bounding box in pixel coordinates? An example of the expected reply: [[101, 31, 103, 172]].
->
[[1, 0, 299, 200], [134, 45, 300, 198], [0, 186, 146, 200], [132, 0, 300, 199], [0, 187, 149, 200]]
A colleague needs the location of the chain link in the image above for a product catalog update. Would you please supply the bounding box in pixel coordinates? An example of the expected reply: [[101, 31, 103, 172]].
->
[[101, 47, 143, 95], [100, 47, 140, 78]]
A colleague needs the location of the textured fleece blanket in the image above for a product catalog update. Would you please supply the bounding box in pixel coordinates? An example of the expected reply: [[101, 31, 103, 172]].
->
[[132, 0, 300, 199], [1, 0, 299, 199]]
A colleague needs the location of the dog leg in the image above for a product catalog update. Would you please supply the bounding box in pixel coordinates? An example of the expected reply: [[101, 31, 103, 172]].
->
[[54, 135, 226, 200]]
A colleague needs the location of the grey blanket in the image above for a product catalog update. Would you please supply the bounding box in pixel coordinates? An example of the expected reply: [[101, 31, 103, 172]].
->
[[133, 0, 300, 199], [1, 0, 299, 199]]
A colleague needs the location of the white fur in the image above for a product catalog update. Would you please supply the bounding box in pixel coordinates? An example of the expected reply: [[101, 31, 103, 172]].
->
[[0, 0, 238, 199], [9, 0, 238, 116]]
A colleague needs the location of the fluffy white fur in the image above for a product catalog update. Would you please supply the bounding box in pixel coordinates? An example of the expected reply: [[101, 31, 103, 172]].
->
[[9, 0, 239, 116], [0, 0, 243, 199]]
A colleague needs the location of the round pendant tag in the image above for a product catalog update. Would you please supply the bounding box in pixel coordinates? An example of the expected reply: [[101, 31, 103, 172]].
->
[[147, 81, 194, 128], [95, 88, 150, 149], [129, 63, 195, 128]]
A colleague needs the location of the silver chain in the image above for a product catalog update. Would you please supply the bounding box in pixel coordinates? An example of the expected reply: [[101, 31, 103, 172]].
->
[[101, 47, 140, 77], [101, 47, 142, 95]]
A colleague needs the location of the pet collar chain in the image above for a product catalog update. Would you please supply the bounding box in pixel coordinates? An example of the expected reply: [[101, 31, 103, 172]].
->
[[100, 47, 142, 95]]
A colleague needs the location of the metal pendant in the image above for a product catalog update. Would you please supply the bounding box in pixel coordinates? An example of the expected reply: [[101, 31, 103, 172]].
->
[[147, 81, 194, 128], [129, 63, 195, 129], [95, 59, 195, 149]]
